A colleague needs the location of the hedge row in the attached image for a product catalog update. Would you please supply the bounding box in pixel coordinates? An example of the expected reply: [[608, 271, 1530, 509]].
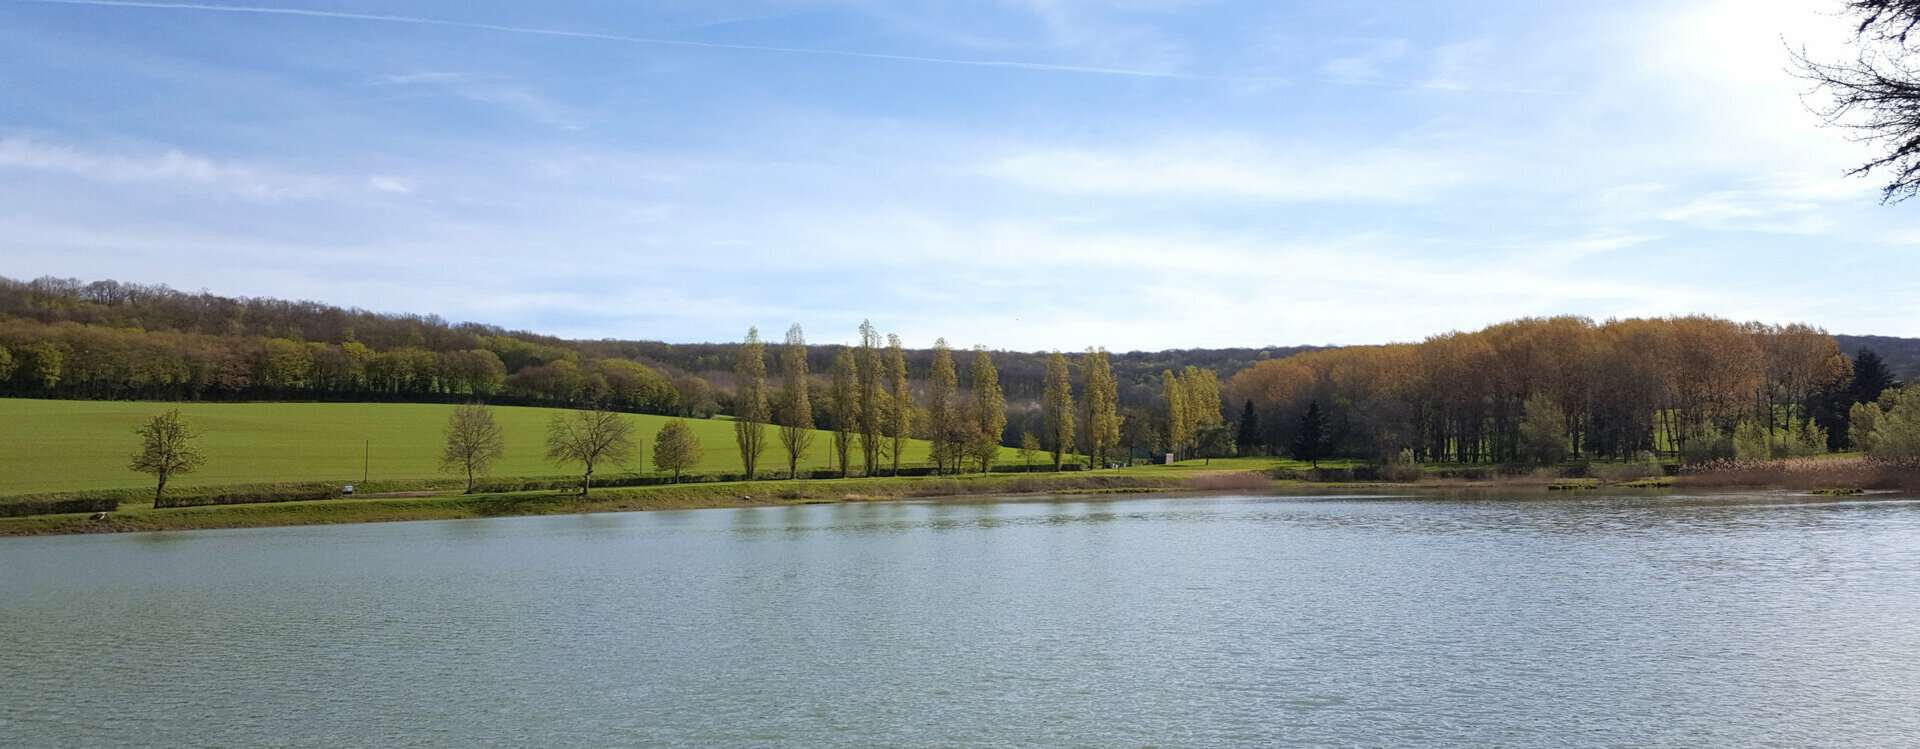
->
[[0, 496, 119, 518]]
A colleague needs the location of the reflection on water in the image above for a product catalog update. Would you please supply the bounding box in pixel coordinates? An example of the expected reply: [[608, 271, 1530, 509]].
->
[[3, 490, 1919, 747]]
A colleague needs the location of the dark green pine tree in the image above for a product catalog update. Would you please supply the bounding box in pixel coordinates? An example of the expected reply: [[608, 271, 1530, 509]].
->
[[1293, 400, 1327, 468], [1852, 350, 1899, 405], [1235, 399, 1260, 456]]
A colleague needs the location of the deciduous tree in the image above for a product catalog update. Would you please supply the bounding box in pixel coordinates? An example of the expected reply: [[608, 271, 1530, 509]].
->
[[1042, 351, 1075, 470], [733, 328, 769, 479], [1795, 0, 1920, 201], [1082, 348, 1119, 468], [829, 346, 857, 477], [653, 418, 702, 482], [1517, 394, 1567, 465], [968, 347, 1007, 472], [1018, 432, 1040, 472], [545, 407, 634, 497], [777, 324, 814, 479], [1161, 370, 1189, 461], [885, 334, 911, 475], [927, 338, 959, 474], [439, 403, 504, 493], [130, 408, 205, 505], [856, 321, 885, 475]]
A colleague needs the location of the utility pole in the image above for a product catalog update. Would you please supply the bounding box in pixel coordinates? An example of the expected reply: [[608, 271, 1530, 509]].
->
[[363, 439, 369, 483]]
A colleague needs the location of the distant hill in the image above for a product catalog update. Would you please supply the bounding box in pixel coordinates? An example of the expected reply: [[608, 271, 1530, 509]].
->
[[1835, 335, 1920, 382]]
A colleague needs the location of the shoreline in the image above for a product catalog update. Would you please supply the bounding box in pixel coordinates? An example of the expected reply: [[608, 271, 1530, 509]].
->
[[6, 468, 1911, 538], [0, 472, 1198, 538]]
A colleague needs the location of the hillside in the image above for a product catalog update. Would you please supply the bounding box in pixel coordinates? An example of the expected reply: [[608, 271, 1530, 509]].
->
[[1836, 334, 1920, 382]]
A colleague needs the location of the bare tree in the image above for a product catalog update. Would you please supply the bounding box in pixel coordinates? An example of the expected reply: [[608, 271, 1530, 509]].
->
[[545, 408, 635, 497], [130, 409, 205, 505], [1796, 0, 1920, 201], [440, 403, 505, 493]]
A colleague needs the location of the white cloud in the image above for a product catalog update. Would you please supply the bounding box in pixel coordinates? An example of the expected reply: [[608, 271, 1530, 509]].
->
[[367, 175, 412, 194], [0, 138, 344, 202]]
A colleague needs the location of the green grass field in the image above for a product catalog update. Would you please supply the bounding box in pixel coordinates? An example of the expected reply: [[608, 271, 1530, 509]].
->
[[0, 398, 988, 494]]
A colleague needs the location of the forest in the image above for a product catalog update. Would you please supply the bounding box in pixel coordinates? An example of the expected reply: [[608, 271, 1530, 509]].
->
[[0, 275, 1914, 466]]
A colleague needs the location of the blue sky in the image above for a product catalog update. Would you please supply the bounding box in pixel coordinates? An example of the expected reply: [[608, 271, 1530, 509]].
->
[[2, 0, 1914, 350]]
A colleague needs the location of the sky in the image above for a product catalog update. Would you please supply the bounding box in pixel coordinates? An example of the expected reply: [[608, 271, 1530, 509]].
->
[[2, 0, 1915, 351]]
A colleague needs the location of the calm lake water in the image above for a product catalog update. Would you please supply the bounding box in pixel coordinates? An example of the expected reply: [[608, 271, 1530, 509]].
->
[[4, 491, 1920, 747]]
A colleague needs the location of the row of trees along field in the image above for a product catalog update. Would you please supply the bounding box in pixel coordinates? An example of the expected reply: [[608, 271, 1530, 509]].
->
[[729, 322, 1144, 477], [1223, 315, 1906, 464]]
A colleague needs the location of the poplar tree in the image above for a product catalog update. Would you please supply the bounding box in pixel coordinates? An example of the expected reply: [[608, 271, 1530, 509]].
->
[[733, 328, 769, 479], [885, 334, 911, 475], [1042, 351, 1076, 470], [1182, 365, 1224, 437], [829, 346, 858, 477], [1162, 369, 1189, 461], [968, 347, 1007, 472], [777, 324, 813, 479], [927, 338, 958, 473], [855, 320, 885, 475], [1083, 348, 1120, 469]]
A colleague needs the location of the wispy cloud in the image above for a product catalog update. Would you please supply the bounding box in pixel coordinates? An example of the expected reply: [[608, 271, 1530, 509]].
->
[[0, 138, 418, 202], [12, 0, 1277, 81], [0, 138, 340, 201], [375, 72, 585, 130], [978, 137, 1472, 203]]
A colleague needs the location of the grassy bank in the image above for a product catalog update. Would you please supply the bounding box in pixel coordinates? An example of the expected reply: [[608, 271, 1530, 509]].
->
[[0, 470, 1199, 537]]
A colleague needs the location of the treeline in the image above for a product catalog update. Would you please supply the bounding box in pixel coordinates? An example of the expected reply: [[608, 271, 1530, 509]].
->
[[0, 317, 719, 414], [0, 277, 725, 415], [1221, 315, 1901, 464], [619, 338, 1315, 403], [0, 275, 1280, 419]]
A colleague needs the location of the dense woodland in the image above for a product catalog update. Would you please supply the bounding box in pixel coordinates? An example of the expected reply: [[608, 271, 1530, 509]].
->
[[1223, 316, 1906, 464], [1, 275, 1915, 466]]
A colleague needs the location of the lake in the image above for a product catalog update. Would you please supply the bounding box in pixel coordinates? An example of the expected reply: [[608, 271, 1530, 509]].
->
[[4, 491, 1919, 747]]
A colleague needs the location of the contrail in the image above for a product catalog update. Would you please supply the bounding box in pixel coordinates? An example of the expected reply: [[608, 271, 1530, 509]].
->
[[9, 0, 1251, 81]]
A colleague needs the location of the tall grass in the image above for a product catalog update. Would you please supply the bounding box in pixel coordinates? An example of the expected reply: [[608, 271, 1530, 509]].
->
[[1678, 456, 1920, 491]]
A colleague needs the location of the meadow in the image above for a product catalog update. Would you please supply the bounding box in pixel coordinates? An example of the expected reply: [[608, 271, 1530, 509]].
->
[[0, 398, 975, 495]]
